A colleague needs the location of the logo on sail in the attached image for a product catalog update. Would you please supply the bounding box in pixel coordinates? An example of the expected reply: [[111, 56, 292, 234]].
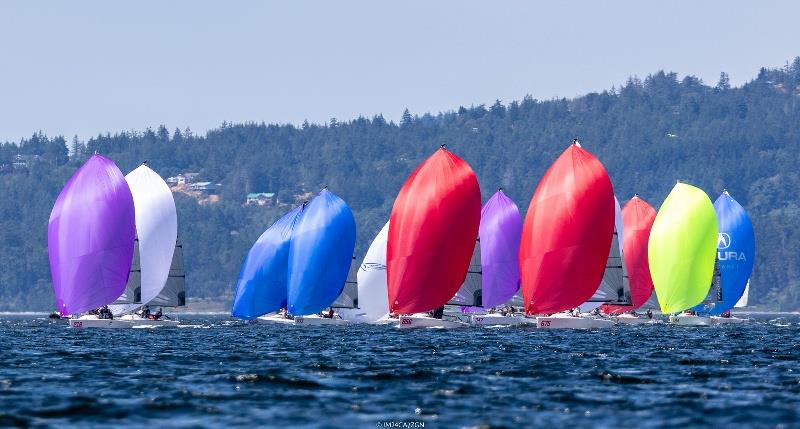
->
[[717, 233, 731, 250]]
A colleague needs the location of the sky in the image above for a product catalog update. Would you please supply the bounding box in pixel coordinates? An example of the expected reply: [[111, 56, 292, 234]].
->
[[1, 1, 799, 142]]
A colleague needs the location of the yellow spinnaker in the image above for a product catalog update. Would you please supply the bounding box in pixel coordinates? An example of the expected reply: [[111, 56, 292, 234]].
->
[[648, 183, 718, 314]]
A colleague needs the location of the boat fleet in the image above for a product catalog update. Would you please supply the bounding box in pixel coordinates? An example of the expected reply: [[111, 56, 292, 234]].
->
[[47, 140, 755, 329]]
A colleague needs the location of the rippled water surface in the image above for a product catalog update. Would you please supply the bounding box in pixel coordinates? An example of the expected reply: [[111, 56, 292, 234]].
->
[[1, 314, 799, 428]]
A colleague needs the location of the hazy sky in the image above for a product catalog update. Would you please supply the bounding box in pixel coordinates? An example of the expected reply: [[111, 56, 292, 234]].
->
[[1, 1, 798, 142]]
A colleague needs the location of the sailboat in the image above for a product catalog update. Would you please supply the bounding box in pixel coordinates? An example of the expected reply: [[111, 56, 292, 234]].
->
[[519, 141, 616, 329], [49, 155, 137, 329], [601, 195, 659, 324], [467, 190, 528, 326], [339, 221, 391, 324], [648, 182, 718, 326], [231, 204, 304, 321], [579, 196, 632, 314], [389, 146, 481, 329], [286, 188, 356, 325], [109, 163, 183, 327], [708, 191, 755, 324]]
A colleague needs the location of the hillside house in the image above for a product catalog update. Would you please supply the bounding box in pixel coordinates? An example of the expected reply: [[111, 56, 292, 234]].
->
[[246, 192, 276, 206]]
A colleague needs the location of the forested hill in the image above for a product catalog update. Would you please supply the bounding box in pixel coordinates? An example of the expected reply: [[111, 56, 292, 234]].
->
[[2, 60, 800, 311]]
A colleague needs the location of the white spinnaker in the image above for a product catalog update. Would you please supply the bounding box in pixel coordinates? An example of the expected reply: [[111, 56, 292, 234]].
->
[[584, 196, 629, 305], [341, 221, 389, 322], [734, 280, 750, 308], [110, 164, 177, 314]]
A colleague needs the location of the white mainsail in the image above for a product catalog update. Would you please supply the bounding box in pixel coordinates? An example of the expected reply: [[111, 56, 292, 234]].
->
[[734, 281, 750, 308], [110, 163, 178, 314], [340, 221, 389, 322], [447, 238, 482, 307], [584, 196, 631, 305], [149, 237, 185, 307]]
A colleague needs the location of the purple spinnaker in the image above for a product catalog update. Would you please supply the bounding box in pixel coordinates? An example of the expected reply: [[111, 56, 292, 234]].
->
[[48, 155, 136, 316], [479, 190, 522, 309]]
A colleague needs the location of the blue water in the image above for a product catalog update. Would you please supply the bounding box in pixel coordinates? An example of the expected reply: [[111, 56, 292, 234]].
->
[[1, 314, 799, 428]]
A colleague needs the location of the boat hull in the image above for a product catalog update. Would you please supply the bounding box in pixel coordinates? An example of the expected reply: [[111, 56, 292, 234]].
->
[[293, 315, 348, 325], [257, 314, 295, 324], [711, 316, 748, 324], [117, 314, 179, 327], [68, 317, 133, 329], [614, 314, 654, 325], [669, 314, 713, 326], [397, 315, 467, 329], [536, 314, 614, 329], [471, 314, 532, 326], [256, 314, 349, 325]]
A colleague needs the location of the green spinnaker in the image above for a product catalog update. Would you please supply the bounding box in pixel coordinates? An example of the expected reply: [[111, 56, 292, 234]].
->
[[648, 183, 718, 314]]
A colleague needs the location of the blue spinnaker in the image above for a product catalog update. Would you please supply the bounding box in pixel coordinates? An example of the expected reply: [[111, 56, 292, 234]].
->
[[710, 191, 755, 315], [287, 189, 356, 315], [231, 205, 304, 319]]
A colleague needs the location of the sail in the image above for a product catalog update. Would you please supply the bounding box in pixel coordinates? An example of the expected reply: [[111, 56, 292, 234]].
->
[[287, 189, 356, 315], [602, 196, 657, 314], [48, 155, 136, 316], [708, 191, 755, 315], [231, 205, 304, 319], [113, 237, 141, 304], [586, 196, 630, 304], [448, 239, 482, 307], [387, 147, 481, 314], [340, 221, 390, 322], [648, 183, 718, 314], [110, 164, 178, 314], [149, 237, 185, 307], [331, 257, 359, 308], [519, 142, 615, 314], [479, 190, 522, 309], [734, 281, 750, 308]]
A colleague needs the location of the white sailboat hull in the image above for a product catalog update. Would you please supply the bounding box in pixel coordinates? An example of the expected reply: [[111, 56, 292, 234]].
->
[[397, 314, 467, 329], [257, 313, 296, 324], [614, 313, 655, 325], [711, 316, 748, 324], [669, 314, 713, 326], [68, 316, 133, 329], [293, 315, 349, 325], [471, 314, 533, 326], [256, 313, 349, 325], [536, 313, 614, 329], [117, 314, 179, 327]]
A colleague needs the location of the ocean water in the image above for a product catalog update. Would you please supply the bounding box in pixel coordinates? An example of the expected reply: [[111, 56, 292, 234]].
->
[[1, 314, 799, 428]]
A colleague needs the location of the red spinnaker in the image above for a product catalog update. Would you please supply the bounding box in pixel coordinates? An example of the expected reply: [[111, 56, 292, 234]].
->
[[601, 196, 657, 314], [387, 147, 481, 314], [519, 143, 615, 314]]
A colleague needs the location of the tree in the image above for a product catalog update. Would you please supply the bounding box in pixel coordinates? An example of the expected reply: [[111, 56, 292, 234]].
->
[[716, 72, 731, 91], [401, 108, 413, 126]]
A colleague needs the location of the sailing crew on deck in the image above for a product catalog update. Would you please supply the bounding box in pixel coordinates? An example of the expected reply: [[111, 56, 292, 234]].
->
[[645, 309, 653, 319], [140, 305, 151, 319], [150, 308, 163, 320]]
